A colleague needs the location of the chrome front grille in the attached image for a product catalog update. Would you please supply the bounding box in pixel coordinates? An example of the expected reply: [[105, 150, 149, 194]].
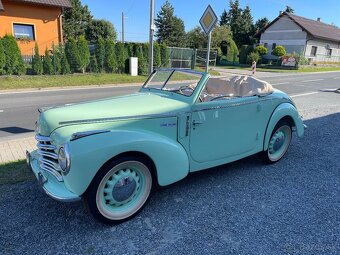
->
[[35, 135, 63, 182]]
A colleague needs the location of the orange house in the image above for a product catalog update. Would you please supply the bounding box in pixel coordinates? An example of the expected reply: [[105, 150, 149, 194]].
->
[[0, 0, 71, 55]]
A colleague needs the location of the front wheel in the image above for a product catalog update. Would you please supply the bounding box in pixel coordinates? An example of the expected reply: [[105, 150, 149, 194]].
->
[[84, 156, 153, 224], [260, 121, 292, 164]]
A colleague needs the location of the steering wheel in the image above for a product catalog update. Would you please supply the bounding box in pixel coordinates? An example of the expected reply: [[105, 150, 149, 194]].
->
[[179, 85, 194, 95]]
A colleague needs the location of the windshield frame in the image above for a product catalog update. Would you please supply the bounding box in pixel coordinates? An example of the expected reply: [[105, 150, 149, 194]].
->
[[141, 68, 205, 97]]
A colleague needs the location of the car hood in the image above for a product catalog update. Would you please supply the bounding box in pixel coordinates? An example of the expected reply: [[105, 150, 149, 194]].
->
[[38, 92, 189, 136]]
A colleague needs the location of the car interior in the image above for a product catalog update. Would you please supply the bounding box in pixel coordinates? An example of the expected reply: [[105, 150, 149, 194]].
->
[[199, 76, 274, 102]]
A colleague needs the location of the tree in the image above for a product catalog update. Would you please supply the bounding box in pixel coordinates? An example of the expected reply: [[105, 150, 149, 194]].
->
[[211, 25, 233, 49], [60, 47, 71, 74], [153, 42, 161, 68], [0, 39, 5, 74], [219, 9, 230, 26], [239, 5, 254, 45], [52, 43, 62, 74], [254, 17, 269, 34], [105, 39, 116, 73], [115, 42, 126, 73], [77, 36, 90, 73], [65, 38, 80, 72], [239, 45, 254, 64], [155, 0, 186, 47], [272, 45, 286, 57], [63, 0, 92, 39], [160, 42, 169, 68], [285, 6, 294, 13], [91, 54, 99, 73], [86, 19, 117, 43], [32, 42, 43, 75], [43, 48, 53, 75], [247, 52, 259, 64], [255, 45, 268, 56], [186, 26, 207, 49], [96, 38, 106, 72], [2, 35, 26, 75], [136, 45, 147, 75]]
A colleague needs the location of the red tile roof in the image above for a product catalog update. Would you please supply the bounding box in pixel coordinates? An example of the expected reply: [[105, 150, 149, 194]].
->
[[0, 0, 72, 9]]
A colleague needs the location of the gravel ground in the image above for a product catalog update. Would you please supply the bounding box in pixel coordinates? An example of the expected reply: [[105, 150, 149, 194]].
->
[[0, 92, 339, 255]]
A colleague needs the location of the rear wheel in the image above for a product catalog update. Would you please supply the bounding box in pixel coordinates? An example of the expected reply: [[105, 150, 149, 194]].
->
[[85, 156, 153, 224], [261, 121, 292, 164]]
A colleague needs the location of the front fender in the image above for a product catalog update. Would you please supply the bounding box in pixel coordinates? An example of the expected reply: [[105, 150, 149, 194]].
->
[[264, 103, 304, 151], [64, 130, 189, 196]]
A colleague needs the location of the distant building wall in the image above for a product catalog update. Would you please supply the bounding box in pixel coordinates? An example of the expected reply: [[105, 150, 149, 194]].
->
[[0, 0, 62, 55], [260, 16, 307, 56], [305, 38, 340, 62]]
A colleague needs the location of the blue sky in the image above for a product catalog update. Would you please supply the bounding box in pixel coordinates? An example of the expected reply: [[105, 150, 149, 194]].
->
[[81, 0, 340, 42]]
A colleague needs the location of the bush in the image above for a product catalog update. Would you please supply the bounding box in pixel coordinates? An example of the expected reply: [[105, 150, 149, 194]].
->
[[32, 43, 43, 75], [60, 46, 71, 74], [78, 36, 90, 73], [160, 42, 169, 68], [96, 38, 106, 72], [272, 45, 286, 57], [65, 38, 80, 73], [43, 48, 54, 75], [2, 35, 26, 75], [115, 42, 126, 73], [226, 38, 239, 63], [247, 52, 260, 65], [51, 43, 62, 74], [254, 45, 268, 56], [0, 39, 5, 74], [153, 42, 161, 68], [91, 54, 99, 73], [105, 39, 116, 73], [239, 45, 254, 64], [136, 45, 147, 75]]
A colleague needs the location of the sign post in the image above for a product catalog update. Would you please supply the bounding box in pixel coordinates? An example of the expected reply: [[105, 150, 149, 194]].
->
[[200, 5, 218, 73]]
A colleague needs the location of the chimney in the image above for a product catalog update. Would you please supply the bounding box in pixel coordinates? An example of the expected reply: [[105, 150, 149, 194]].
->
[[317, 18, 321, 22], [279, 11, 283, 15]]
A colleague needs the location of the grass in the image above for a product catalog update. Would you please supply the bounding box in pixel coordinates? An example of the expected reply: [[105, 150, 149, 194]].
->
[[0, 69, 220, 91], [217, 65, 340, 73], [0, 160, 34, 185]]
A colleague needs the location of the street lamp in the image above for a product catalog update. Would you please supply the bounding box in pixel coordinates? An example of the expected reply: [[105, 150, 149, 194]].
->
[[148, 0, 155, 75]]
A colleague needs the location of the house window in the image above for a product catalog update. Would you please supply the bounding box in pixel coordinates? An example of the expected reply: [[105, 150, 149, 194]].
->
[[13, 23, 35, 40], [326, 48, 332, 57], [264, 43, 268, 48], [272, 43, 276, 50], [310, 46, 317, 56]]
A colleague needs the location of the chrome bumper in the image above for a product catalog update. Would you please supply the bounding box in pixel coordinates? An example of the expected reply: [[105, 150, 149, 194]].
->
[[26, 150, 80, 202]]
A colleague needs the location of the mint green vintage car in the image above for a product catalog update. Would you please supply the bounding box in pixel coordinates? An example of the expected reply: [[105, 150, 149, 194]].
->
[[27, 69, 306, 224]]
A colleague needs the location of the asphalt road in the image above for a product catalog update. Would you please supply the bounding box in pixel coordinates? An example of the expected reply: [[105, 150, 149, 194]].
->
[[0, 71, 339, 140], [0, 71, 339, 254]]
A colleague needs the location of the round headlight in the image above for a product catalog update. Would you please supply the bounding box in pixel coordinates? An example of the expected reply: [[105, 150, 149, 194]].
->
[[58, 144, 71, 174]]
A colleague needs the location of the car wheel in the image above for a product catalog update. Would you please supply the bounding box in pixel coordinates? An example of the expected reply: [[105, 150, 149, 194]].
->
[[84, 156, 153, 224], [261, 121, 292, 164]]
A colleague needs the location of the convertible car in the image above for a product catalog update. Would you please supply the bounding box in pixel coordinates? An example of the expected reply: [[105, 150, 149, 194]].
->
[[27, 69, 306, 224]]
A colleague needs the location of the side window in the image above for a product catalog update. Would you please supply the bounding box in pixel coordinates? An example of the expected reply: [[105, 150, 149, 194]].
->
[[13, 23, 35, 40], [272, 43, 276, 50], [326, 48, 332, 57], [310, 46, 317, 56]]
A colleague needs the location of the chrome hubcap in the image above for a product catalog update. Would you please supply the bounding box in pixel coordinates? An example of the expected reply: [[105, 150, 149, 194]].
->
[[112, 176, 137, 202]]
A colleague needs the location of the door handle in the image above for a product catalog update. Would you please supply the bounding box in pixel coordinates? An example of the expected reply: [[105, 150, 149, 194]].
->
[[192, 120, 203, 126]]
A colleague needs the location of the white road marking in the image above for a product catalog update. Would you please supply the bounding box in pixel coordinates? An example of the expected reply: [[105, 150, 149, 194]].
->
[[302, 79, 324, 83], [0, 110, 3, 113], [272, 82, 289, 85], [333, 77, 340, 79], [290, 92, 320, 98]]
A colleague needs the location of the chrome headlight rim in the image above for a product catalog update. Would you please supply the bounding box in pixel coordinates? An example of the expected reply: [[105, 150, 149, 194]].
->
[[58, 144, 71, 174]]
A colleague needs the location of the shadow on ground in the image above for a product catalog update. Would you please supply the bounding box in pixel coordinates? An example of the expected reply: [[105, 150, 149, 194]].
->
[[0, 113, 339, 255]]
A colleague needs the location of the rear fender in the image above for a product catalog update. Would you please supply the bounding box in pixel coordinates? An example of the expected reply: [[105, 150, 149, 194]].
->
[[264, 103, 304, 151]]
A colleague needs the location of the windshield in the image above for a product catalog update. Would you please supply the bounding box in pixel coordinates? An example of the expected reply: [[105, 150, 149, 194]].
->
[[143, 69, 203, 97]]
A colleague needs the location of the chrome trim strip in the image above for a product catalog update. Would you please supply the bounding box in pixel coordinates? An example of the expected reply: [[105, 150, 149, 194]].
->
[[39, 163, 63, 182], [37, 149, 58, 159], [35, 134, 53, 142], [59, 113, 178, 125], [42, 186, 81, 202], [71, 130, 110, 141]]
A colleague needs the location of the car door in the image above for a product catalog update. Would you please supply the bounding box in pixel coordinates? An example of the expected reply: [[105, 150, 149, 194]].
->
[[189, 97, 263, 163]]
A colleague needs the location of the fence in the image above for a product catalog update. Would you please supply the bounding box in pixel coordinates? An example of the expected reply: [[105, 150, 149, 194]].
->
[[195, 49, 218, 68]]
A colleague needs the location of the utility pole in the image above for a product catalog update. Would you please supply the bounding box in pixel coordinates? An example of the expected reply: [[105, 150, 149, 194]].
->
[[148, 0, 155, 75], [122, 11, 125, 43]]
